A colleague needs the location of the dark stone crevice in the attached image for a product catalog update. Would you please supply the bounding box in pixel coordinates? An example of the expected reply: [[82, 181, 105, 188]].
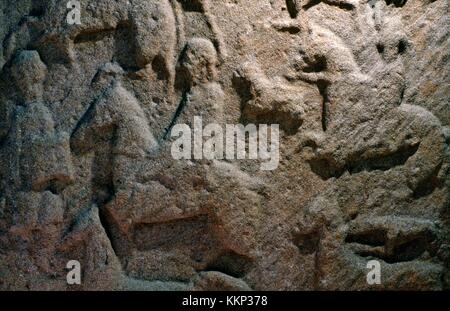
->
[[310, 142, 420, 180], [162, 89, 190, 141], [286, 0, 300, 19], [203, 251, 253, 278], [304, 0, 355, 11]]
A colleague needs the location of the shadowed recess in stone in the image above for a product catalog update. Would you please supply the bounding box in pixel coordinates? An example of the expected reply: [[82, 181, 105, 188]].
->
[[0, 0, 448, 291], [309, 143, 420, 180], [346, 227, 436, 263]]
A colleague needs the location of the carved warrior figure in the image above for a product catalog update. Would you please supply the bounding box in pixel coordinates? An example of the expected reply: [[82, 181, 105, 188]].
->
[[163, 37, 225, 139], [71, 63, 159, 198], [272, 1, 411, 132], [237, 1, 369, 135], [289, 4, 447, 290], [307, 10, 443, 193], [129, 0, 226, 100], [89, 41, 231, 274], [278, 3, 442, 190], [176, 38, 224, 125], [0, 51, 71, 275], [4, 50, 74, 193]]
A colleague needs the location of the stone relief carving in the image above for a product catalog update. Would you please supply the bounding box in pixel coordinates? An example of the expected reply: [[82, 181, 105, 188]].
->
[[0, 0, 448, 290]]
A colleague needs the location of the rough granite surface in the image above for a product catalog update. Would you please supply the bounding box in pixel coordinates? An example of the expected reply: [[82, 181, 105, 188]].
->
[[0, 0, 449, 290]]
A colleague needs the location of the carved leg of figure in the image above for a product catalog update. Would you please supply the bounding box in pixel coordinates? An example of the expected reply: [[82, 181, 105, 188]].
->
[[201, 0, 227, 61], [294, 71, 329, 84], [170, 0, 187, 52]]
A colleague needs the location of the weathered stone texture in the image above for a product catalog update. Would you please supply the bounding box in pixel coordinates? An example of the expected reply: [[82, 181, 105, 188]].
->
[[0, 0, 448, 290]]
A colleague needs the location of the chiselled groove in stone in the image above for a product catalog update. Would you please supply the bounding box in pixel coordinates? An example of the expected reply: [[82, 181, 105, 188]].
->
[[345, 230, 387, 247], [348, 233, 433, 263], [310, 143, 420, 180], [344, 217, 438, 264], [303, 0, 355, 11], [385, 0, 408, 7], [28, 6, 45, 18], [317, 80, 329, 132], [412, 163, 443, 199], [294, 231, 322, 255], [0, 0, 448, 291], [178, 0, 204, 12], [74, 24, 129, 44], [162, 90, 190, 141], [203, 251, 253, 278], [286, 0, 300, 18], [98, 207, 119, 256]]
